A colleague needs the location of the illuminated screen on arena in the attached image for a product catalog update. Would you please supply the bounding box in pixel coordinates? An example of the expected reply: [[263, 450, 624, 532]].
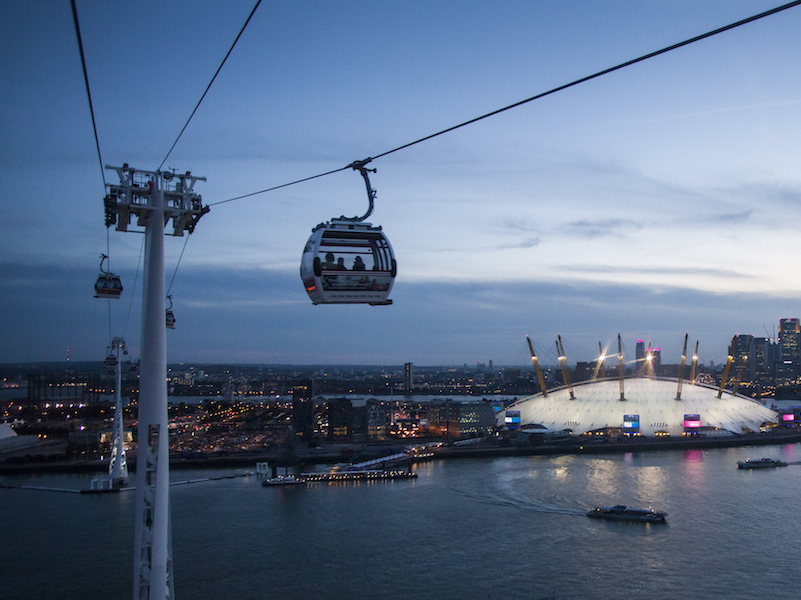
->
[[623, 414, 640, 432], [782, 413, 795, 422], [684, 414, 701, 429], [504, 411, 521, 429]]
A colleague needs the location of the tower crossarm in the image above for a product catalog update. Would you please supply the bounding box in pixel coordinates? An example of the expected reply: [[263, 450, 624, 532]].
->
[[105, 164, 208, 236]]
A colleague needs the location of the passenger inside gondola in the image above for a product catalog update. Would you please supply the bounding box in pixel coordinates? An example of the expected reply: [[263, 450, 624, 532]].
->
[[353, 256, 365, 270], [336, 257, 347, 270], [321, 252, 336, 269]]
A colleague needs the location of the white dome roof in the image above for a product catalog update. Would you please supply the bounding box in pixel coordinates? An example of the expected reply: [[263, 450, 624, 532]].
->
[[0, 423, 18, 439], [498, 378, 777, 437]]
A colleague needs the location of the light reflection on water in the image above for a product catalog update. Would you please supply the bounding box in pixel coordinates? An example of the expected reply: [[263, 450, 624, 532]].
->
[[2, 443, 800, 600]]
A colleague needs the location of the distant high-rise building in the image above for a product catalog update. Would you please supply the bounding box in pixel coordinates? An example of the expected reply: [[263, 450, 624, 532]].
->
[[636, 339, 646, 375], [752, 337, 774, 384], [291, 381, 315, 441], [650, 346, 661, 368], [777, 319, 801, 385], [404, 362, 414, 391], [731, 334, 755, 382]]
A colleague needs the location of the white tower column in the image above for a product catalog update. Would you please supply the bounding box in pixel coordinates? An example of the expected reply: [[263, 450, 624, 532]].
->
[[104, 163, 206, 600], [109, 337, 128, 485], [133, 177, 173, 600]]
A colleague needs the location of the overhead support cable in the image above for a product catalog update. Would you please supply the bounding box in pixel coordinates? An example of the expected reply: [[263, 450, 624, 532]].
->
[[158, 0, 263, 171], [210, 0, 801, 207], [70, 0, 106, 188], [209, 164, 351, 206], [167, 234, 191, 297]]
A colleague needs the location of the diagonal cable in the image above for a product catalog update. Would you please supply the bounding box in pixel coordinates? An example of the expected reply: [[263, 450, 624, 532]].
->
[[210, 0, 801, 206], [71, 0, 106, 187], [158, 0, 263, 171]]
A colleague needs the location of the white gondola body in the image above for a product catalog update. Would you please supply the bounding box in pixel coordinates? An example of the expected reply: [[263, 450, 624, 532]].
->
[[301, 219, 396, 305], [95, 273, 123, 299]]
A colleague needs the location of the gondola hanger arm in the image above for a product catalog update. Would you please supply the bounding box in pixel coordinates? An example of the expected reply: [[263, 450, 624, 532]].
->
[[342, 157, 376, 222]]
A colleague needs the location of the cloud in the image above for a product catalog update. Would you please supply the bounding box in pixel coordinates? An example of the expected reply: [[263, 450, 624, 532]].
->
[[697, 210, 752, 225], [2, 260, 795, 367], [559, 264, 750, 279], [498, 237, 540, 250], [564, 218, 643, 239], [501, 216, 540, 233]]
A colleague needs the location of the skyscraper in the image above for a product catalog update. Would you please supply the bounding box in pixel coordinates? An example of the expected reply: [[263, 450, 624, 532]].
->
[[777, 319, 800, 385], [636, 339, 646, 376], [752, 337, 774, 384], [731, 334, 755, 382], [404, 362, 414, 392], [291, 381, 315, 441]]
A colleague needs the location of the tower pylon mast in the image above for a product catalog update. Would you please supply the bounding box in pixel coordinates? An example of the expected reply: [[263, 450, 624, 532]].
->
[[104, 164, 207, 600], [109, 336, 128, 486]]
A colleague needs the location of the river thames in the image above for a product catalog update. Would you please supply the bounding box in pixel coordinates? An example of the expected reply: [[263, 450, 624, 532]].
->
[[3, 443, 800, 600]]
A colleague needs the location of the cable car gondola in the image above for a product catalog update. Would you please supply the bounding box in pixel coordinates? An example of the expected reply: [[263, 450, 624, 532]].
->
[[165, 295, 176, 329], [300, 159, 396, 305], [94, 254, 123, 299], [104, 349, 118, 376]]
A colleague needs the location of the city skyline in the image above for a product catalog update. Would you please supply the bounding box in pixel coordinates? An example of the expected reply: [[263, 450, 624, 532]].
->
[[3, 1, 801, 366]]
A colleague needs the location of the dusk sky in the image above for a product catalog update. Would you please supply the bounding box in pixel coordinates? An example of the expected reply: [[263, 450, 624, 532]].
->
[[3, 0, 801, 367]]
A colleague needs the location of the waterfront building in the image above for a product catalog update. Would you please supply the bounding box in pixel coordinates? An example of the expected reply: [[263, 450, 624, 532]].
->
[[365, 399, 389, 440], [327, 397, 354, 441], [27, 373, 103, 405], [404, 362, 413, 392], [428, 400, 496, 440], [498, 378, 777, 438]]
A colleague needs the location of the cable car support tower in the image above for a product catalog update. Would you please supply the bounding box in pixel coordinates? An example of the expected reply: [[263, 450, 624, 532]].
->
[[104, 164, 207, 600], [109, 336, 129, 486]]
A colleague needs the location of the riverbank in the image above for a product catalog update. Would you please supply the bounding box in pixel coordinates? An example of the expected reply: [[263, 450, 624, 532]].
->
[[3, 427, 801, 475]]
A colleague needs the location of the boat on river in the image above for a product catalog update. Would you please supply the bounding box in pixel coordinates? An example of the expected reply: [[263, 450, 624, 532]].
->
[[586, 505, 667, 523], [737, 458, 787, 469], [262, 475, 305, 486]]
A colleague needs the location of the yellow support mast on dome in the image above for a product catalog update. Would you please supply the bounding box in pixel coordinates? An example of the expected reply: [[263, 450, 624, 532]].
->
[[526, 336, 548, 398], [676, 332, 689, 401], [717, 337, 735, 399], [690, 340, 699, 385], [556, 334, 575, 400]]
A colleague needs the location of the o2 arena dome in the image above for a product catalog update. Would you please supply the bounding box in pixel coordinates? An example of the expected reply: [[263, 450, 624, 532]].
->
[[497, 377, 778, 438]]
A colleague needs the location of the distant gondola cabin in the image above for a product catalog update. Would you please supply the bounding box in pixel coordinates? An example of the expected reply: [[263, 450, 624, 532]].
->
[[95, 273, 123, 299], [94, 254, 122, 299]]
